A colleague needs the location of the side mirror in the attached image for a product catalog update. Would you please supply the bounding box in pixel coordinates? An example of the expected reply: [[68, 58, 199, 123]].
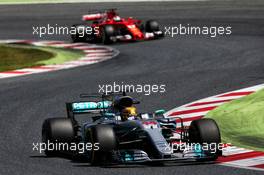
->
[[104, 112, 115, 118], [133, 100, 140, 104], [155, 109, 166, 115]]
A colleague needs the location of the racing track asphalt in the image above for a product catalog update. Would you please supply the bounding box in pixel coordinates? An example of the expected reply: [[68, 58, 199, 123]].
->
[[0, 0, 264, 175]]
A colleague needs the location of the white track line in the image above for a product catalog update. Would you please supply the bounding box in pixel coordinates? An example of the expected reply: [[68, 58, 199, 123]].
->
[[165, 83, 264, 171]]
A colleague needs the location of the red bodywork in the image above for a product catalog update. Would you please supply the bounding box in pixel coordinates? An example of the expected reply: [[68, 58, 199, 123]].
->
[[82, 9, 146, 40]]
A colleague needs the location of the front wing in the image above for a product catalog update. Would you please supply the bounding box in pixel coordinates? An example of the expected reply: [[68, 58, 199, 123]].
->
[[110, 31, 164, 42], [112, 149, 218, 164]]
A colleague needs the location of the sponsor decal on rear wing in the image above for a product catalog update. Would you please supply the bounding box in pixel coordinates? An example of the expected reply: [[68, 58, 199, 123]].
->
[[69, 101, 112, 114], [82, 13, 104, 21]]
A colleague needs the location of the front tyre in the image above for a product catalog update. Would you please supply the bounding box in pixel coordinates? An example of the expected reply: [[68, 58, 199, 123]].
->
[[189, 118, 221, 160], [145, 20, 160, 32], [145, 20, 164, 38]]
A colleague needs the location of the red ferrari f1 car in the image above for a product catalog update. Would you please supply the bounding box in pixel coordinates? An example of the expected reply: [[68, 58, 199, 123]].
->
[[71, 9, 164, 44]]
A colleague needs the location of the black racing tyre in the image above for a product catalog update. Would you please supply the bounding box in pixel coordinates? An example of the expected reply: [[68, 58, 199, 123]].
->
[[189, 118, 221, 144], [71, 24, 95, 43], [189, 118, 221, 160], [88, 124, 117, 165], [145, 20, 160, 32], [71, 24, 86, 42], [42, 118, 75, 156], [101, 25, 115, 44]]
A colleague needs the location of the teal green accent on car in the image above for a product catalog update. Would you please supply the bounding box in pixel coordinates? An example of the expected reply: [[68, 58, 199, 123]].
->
[[72, 102, 97, 111], [193, 144, 203, 157], [104, 112, 115, 117], [72, 101, 112, 111], [155, 109, 166, 115], [97, 101, 112, 109], [124, 152, 133, 161]]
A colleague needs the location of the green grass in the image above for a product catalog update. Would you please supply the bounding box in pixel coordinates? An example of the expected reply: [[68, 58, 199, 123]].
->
[[37, 46, 84, 65], [206, 89, 264, 152], [0, 44, 84, 72]]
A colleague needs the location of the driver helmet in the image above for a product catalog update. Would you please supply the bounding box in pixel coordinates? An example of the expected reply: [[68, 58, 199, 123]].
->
[[121, 106, 137, 121], [113, 16, 121, 22]]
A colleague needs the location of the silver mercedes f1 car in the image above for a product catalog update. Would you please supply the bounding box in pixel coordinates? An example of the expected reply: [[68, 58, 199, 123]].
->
[[42, 92, 222, 165]]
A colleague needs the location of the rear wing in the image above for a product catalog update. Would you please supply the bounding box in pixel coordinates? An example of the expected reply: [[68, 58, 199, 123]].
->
[[68, 101, 111, 113], [82, 8, 118, 21], [82, 13, 104, 21], [66, 100, 112, 117], [66, 92, 128, 120]]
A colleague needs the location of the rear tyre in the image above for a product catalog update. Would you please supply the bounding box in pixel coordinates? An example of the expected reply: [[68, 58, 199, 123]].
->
[[101, 25, 115, 44], [71, 24, 96, 43], [42, 118, 75, 156], [189, 118, 221, 160], [88, 125, 117, 165], [71, 24, 86, 42]]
